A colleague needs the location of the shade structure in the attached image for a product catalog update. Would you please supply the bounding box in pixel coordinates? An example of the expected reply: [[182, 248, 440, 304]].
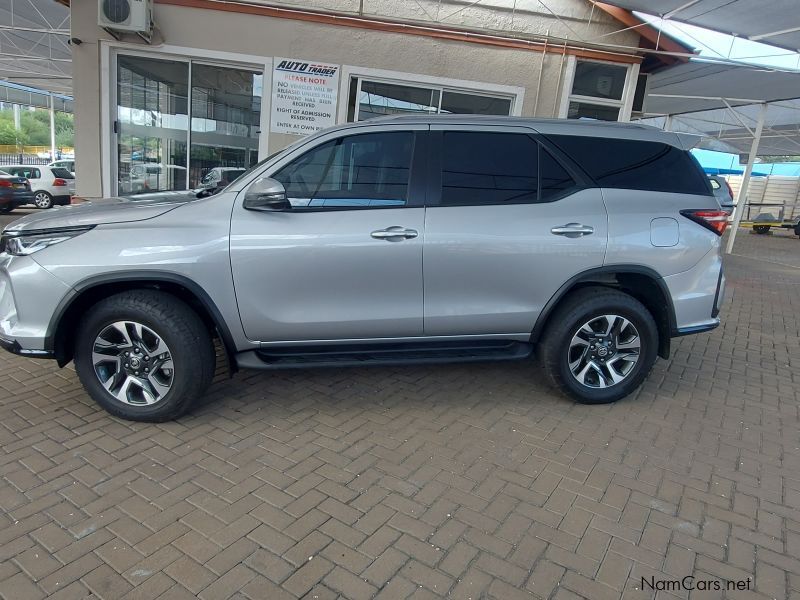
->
[[600, 0, 800, 52], [0, 0, 71, 96], [636, 61, 800, 159]]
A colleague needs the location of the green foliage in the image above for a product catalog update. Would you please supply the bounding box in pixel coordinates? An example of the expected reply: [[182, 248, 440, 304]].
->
[[0, 107, 73, 148]]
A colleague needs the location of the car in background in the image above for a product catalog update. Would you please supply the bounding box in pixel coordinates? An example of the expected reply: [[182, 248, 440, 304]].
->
[[0, 165, 75, 209], [0, 170, 34, 213], [708, 175, 735, 214], [122, 164, 187, 194], [49, 159, 75, 176], [200, 167, 246, 190]]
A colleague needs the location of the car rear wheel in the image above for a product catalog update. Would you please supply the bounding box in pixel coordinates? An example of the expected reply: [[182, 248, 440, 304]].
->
[[34, 191, 53, 209], [74, 290, 215, 421], [540, 287, 658, 404]]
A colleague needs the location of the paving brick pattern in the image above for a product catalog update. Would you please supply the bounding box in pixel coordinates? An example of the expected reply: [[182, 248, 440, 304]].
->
[[1, 230, 800, 599]]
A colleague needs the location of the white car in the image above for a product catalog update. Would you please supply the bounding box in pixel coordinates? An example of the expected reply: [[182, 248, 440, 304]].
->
[[1, 165, 75, 209], [122, 164, 187, 194], [49, 159, 76, 176]]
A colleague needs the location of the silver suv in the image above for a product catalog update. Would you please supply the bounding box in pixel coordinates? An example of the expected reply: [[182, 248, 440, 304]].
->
[[0, 116, 726, 421]]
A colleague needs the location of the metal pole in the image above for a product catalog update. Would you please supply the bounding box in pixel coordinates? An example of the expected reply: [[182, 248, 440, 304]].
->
[[664, 114, 673, 131], [49, 93, 56, 162], [726, 103, 767, 254]]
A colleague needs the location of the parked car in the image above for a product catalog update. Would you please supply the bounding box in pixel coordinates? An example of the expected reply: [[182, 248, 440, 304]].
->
[[0, 170, 34, 213], [708, 175, 735, 214], [0, 165, 75, 209], [0, 116, 726, 421], [121, 164, 187, 194], [49, 159, 76, 176], [200, 167, 247, 190]]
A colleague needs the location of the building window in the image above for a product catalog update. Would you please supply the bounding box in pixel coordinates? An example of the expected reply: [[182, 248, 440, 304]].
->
[[562, 59, 631, 122], [115, 54, 263, 195], [346, 77, 513, 121]]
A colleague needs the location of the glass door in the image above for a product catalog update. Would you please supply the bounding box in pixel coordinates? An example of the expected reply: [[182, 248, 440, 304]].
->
[[189, 63, 263, 189], [116, 54, 263, 195], [116, 55, 189, 195]]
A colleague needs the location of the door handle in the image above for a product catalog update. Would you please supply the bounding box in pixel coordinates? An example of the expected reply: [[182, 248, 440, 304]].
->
[[550, 223, 594, 238], [371, 226, 419, 241]]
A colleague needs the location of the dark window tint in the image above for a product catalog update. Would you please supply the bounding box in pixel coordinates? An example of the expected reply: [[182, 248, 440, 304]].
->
[[540, 148, 576, 200], [273, 132, 413, 208], [441, 132, 540, 205], [547, 135, 711, 195], [50, 168, 74, 179]]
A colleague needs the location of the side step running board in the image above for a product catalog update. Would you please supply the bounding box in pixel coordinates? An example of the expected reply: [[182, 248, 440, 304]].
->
[[235, 340, 533, 370]]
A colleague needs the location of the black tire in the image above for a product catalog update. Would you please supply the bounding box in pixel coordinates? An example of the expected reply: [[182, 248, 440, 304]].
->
[[753, 225, 770, 234], [539, 287, 658, 404], [34, 191, 53, 209], [0, 205, 13, 214], [74, 290, 215, 421]]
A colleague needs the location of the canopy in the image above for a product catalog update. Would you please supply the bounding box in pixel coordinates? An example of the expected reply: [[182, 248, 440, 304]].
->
[[601, 0, 800, 52], [639, 61, 800, 158], [0, 0, 71, 96]]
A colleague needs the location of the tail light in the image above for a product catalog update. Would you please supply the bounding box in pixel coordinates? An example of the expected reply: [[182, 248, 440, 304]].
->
[[680, 209, 729, 236], [0, 180, 11, 188], [53, 178, 68, 186]]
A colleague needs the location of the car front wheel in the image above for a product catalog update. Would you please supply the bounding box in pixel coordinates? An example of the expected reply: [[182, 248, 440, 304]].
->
[[74, 290, 215, 421], [540, 287, 658, 404]]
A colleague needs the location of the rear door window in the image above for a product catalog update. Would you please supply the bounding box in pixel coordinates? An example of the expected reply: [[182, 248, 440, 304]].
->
[[51, 168, 74, 179], [546, 135, 711, 195], [438, 131, 577, 206]]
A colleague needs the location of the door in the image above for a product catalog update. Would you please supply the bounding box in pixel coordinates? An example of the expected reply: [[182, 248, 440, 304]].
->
[[423, 126, 608, 336], [230, 127, 427, 343]]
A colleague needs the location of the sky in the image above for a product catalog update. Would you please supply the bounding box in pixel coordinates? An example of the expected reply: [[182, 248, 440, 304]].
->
[[635, 12, 800, 173]]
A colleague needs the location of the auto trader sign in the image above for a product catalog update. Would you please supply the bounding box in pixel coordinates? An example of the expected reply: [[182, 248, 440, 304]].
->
[[270, 58, 340, 135]]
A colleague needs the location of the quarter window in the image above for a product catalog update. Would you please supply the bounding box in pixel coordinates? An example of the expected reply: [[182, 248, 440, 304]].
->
[[547, 135, 712, 195], [272, 132, 414, 208]]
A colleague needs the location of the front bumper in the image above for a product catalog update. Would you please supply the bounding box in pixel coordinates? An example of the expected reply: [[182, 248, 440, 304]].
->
[[0, 253, 72, 356]]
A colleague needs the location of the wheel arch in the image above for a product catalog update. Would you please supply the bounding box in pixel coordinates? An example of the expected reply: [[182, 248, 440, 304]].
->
[[48, 271, 238, 370], [531, 265, 676, 359]]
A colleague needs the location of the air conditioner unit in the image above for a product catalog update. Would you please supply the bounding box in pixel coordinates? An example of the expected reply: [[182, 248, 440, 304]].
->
[[98, 0, 152, 37]]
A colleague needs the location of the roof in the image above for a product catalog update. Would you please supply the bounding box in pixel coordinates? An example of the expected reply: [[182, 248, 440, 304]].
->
[[600, 0, 800, 52], [313, 114, 697, 148]]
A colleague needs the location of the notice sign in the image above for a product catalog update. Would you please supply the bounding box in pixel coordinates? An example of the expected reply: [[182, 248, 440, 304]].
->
[[270, 58, 340, 135]]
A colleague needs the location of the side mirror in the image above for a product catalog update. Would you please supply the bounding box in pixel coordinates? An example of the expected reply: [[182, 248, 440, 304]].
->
[[243, 177, 291, 211]]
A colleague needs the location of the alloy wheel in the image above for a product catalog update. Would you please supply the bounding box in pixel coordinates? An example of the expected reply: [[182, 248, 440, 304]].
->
[[567, 314, 641, 388], [34, 192, 51, 208], [91, 321, 174, 405]]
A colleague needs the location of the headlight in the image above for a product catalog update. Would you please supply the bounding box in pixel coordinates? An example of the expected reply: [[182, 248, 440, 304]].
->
[[1, 226, 94, 256]]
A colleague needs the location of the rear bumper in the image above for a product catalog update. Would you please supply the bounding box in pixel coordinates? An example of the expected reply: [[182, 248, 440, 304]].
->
[[664, 247, 724, 336]]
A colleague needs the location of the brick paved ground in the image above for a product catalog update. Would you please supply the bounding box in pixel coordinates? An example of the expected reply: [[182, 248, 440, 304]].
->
[[1, 224, 799, 599]]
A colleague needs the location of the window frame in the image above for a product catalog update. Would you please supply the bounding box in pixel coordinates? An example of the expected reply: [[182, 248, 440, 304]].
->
[[254, 124, 429, 212], [337, 66, 525, 123], [558, 57, 640, 123], [424, 125, 587, 208]]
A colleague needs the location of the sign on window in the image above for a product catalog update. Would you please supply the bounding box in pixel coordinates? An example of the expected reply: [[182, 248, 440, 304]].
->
[[270, 57, 340, 135]]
